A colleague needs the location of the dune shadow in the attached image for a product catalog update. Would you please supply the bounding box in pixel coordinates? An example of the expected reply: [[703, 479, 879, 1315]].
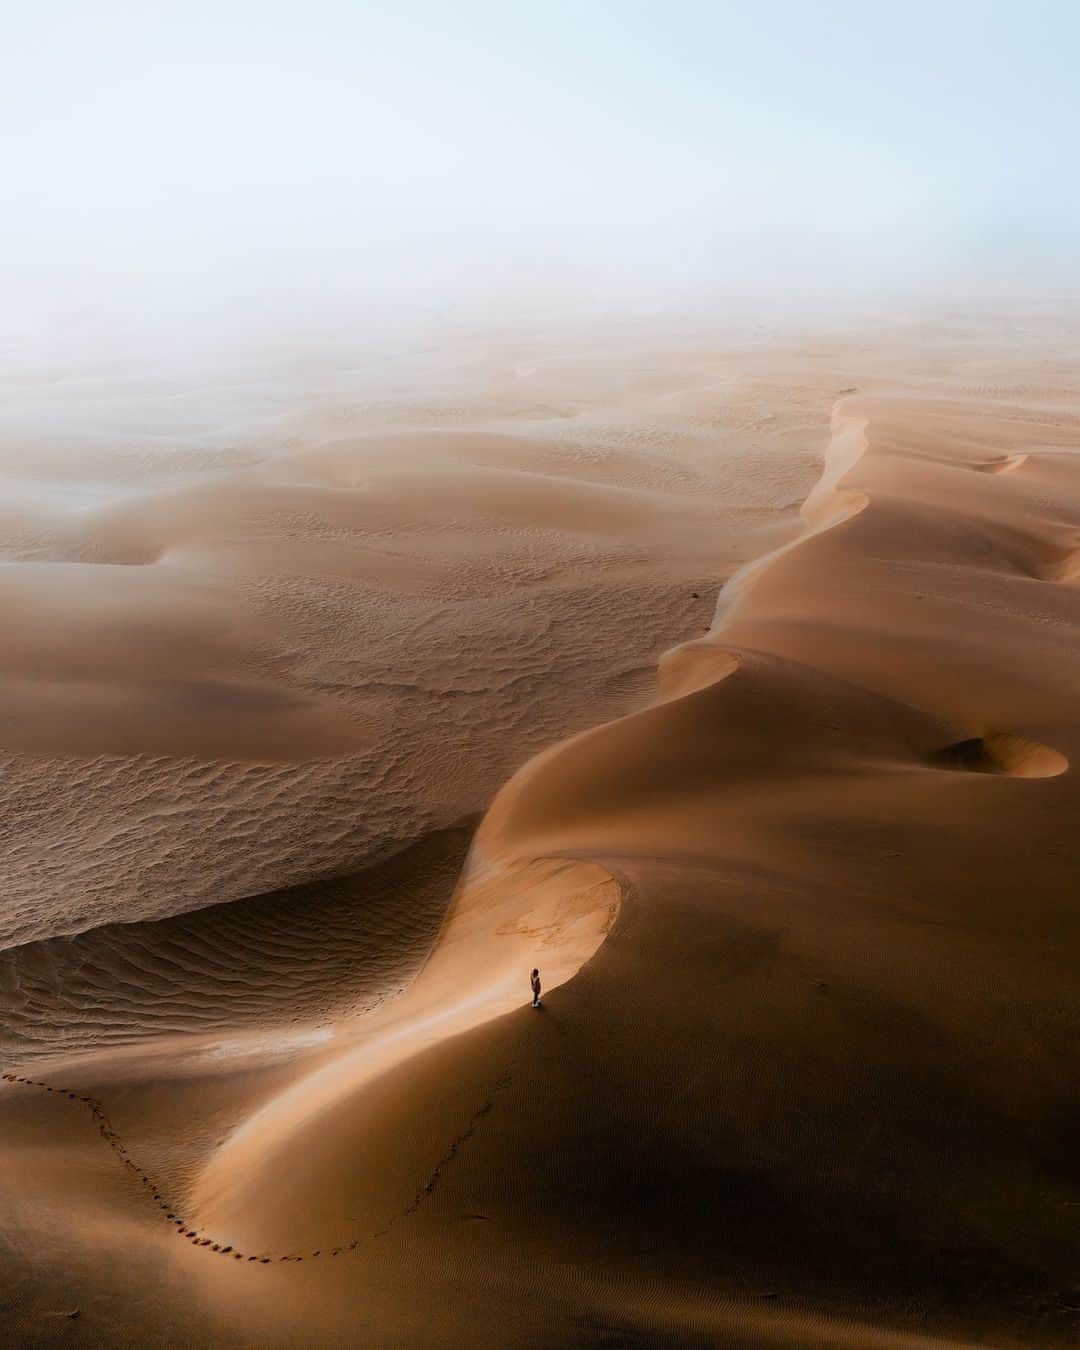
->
[[928, 733, 1068, 779]]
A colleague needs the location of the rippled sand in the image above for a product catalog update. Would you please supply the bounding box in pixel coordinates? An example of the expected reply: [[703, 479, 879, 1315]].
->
[[0, 321, 829, 960]]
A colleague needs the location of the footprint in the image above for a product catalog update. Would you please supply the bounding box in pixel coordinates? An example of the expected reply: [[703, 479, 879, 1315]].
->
[[3, 1064, 508, 1268]]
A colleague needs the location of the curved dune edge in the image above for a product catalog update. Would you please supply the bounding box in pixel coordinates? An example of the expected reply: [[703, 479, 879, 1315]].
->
[[189, 413, 872, 1230], [706, 404, 869, 640], [186, 395, 985, 1233], [192, 855, 621, 1228]]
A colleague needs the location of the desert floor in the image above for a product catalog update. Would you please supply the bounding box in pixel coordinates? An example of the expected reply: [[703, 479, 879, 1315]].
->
[[2, 306, 1078, 1347]]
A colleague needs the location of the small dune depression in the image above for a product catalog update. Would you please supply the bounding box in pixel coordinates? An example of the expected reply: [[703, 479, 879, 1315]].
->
[[971, 452, 1029, 474], [1047, 546, 1080, 583], [930, 732, 1068, 778]]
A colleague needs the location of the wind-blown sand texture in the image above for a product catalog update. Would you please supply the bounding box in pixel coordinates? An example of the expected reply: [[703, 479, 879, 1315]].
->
[[0, 323, 824, 955], [2, 312, 1079, 1347]]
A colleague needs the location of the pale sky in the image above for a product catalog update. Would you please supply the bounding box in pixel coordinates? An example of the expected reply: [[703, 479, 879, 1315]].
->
[[2, 1, 1078, 346]]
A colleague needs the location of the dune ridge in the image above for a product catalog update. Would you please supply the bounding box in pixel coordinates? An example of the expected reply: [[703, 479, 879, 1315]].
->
[[177, 388, 1080, 1344]]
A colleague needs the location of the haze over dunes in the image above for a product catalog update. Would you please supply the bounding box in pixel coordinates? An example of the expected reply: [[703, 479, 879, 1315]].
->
[[4, 0, 1080, 1340], [0, 308, 1077, 1347], [0, 322, 830, 957]]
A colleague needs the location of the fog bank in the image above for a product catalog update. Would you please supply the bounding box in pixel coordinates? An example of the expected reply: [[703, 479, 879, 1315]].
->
[[3, 1, 1079, 357]]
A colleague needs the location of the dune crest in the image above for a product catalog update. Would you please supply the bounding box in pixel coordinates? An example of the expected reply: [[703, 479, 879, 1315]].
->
[[150, 387, 1080, 1345], [192, 856, 620, 1243]]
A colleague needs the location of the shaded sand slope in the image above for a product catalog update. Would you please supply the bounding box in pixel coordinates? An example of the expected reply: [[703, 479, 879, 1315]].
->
[[6, 386, 1080, 1348], [0, 826, 473, 1062], [445, 396, 1080, 1342]]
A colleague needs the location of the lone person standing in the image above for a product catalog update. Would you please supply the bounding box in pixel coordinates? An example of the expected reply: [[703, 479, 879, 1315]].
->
[[530, 968, 542, 1008]]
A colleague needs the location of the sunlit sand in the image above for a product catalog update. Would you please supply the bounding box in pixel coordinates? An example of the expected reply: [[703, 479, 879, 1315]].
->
[[2, 305, 1079, 1346]]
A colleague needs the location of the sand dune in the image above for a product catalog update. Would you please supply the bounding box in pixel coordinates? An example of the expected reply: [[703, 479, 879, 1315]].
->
[[3, 316, 1080, 1347], [0, 327, 826, 953]]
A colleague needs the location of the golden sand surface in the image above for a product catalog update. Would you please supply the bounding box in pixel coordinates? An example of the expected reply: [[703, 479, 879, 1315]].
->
[[2, 308, 1079, 1347]]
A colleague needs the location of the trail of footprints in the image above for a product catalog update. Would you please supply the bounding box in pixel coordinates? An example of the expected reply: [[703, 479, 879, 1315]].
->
[[1, 1068, 513, 1266]]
